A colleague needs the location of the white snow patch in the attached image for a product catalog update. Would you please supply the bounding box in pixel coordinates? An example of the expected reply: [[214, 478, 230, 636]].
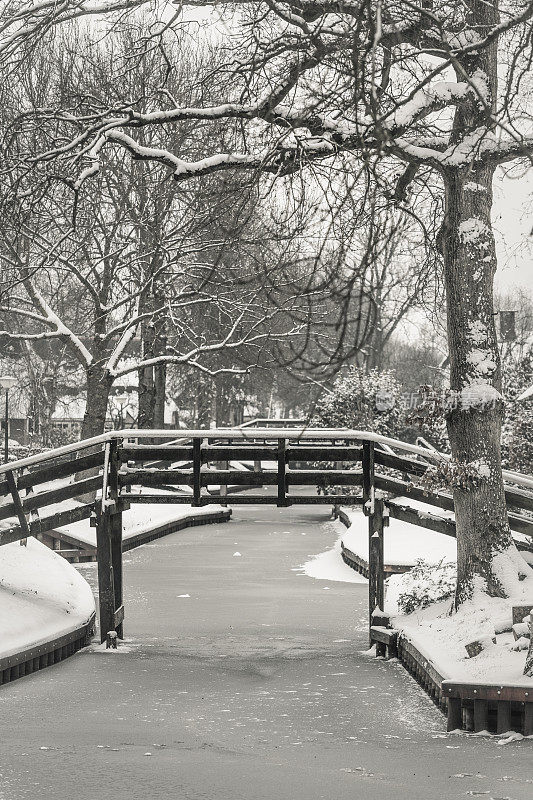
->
[[459, 383, 503, 410], [0, 538, 95, 659], [458, 217, 490, 245], [467, 320, 488, 344], [394, 553, 533, 686], [467, 348, 496, 375], [341, 504, 456, 570], [463, 182, 486, 193], [54, 498, 225, 547], [296, 532, 366, 584]]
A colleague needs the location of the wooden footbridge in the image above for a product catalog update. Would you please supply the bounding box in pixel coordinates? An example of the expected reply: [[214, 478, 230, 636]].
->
[[0, 426, 532, 648]]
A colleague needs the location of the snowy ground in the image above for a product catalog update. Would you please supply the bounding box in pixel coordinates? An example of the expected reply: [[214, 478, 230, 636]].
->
[[0, 499, 531, 800], [341, 500, 457, 567], [0, 538, 95, 660], [54, 492, 227, 547], [389, 560, 533, 687], [341, 503, 533, 689]]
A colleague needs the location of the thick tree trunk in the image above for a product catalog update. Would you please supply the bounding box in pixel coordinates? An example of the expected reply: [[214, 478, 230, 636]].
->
[[442, 166, 520, 605], [81, 364, 113, 440], [441, 0, 529, 605]]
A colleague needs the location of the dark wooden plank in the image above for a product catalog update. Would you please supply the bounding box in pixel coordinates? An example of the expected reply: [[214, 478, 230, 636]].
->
[[373, 449, 430, 477], [447, 698, 462, 731], [201, 446, 278, 462], [0, 498, 16, 522], [474, 699, 489, 733], [496, 701, 512, 734], [0, 503, 95, 547], [368, 498, 385, 633], [505, 485, 533, 513], [16, 451, 104, 490], [370, 626, 398, 646], [121, 494, 197, 504], [0, 475, 100, 523], [201, 470, 277, 486], [6, 471, 29, 538], [443, 682, 533, 702], [55, 548, 97, 559], [118, 445, 193, 463], [507, 511, 533, 536], [362, 441, 374, 516], [524, 703, 533, 736], [288, 495, 364, 504], [108, 439, 123, 639], [288, 469, 363, 486], [388, 501, 457, 537], [22, 475, 102, 514], [96, 508, 115, 644], [277, 439, 287, 507], [374, 474, 454, 512], [286, 446, 363, 462], [192, 438, 201, 507], [118, 469, 193, 487]]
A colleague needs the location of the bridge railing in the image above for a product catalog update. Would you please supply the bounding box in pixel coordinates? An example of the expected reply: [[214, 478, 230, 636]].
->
[[0, 427, 532, 645]]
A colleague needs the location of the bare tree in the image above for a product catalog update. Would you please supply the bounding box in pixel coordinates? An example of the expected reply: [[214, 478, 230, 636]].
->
[[3, 2, 533, 608]]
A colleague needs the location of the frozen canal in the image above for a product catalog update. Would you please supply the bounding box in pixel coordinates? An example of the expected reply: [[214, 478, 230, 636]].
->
[[0, 502, 532, 799]]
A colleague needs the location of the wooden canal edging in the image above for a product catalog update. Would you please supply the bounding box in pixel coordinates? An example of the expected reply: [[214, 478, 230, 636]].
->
[[0, 612, 96, 687], [369, 618, 533, 736]]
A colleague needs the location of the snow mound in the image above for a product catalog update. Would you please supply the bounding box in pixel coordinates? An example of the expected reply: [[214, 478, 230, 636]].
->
[[341, 504, 456, 568], [296, 532, 366, 584], [54, 500, 225, 547], [0, 538, 95, 660], [394, 554, 533, 685]]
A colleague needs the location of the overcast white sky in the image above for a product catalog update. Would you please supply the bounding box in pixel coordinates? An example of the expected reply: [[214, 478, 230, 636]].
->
[[493, 171, 533, 298]]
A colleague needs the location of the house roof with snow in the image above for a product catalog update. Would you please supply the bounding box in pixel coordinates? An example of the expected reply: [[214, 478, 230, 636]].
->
[[52, 392, 178, 425]]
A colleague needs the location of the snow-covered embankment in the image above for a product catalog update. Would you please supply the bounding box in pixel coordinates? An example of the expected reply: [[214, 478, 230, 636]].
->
[[0, 538, 95, 662]]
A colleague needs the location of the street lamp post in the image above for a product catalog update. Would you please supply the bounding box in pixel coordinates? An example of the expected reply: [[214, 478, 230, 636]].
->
[[0, 376, 17, 463]]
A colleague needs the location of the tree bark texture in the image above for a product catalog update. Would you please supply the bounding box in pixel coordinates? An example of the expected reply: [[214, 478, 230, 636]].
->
[[81, 363, 113, 440], [442, 0, 518, 605]]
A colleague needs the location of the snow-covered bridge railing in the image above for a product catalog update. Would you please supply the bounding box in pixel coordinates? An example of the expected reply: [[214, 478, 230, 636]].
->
[[0, 427, 532, 648]]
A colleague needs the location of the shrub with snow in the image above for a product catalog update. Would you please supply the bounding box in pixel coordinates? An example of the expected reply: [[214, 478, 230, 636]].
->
[[501, 348, 533, 476], [396, 559, 456, 614], [311, 366, 407, 437]]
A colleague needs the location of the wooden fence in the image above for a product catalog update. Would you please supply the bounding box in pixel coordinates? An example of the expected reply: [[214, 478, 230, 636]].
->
[[0, 427, 532, 649]]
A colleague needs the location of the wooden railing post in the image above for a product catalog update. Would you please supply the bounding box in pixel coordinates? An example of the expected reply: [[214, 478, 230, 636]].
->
[[368, 497, 385, 644], [192, 437, 201, 506], [108, 439, 123, 639], [96, 501, 115, 644], [277, 438, 287, 506], [362, 440, 375, 516]]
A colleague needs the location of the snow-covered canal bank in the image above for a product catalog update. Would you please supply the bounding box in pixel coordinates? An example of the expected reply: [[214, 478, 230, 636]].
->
[[0, 502, 532, 799]]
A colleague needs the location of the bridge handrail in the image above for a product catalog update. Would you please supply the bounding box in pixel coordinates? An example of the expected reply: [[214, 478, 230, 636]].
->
[[112, 429, 533, 490], [0, 427, 532, 491]]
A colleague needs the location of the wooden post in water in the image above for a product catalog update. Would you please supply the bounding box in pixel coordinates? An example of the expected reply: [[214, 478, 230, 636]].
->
[[96, 501, 115, 644], [192, 437, 201, 507], [362, 440, 375, 515], [108, 439, 123, 639], [277, 438, 287, 506], [368, 497, 385, 644]]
